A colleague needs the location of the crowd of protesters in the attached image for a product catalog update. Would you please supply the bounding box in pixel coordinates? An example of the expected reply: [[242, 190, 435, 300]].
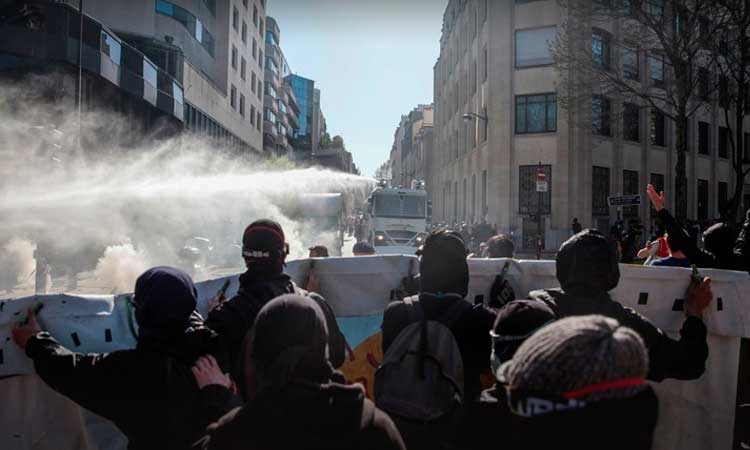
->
[[9, 181, 739, 449]]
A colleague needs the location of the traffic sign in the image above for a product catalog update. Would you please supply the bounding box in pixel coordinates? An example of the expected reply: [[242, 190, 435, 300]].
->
[[536, 180, 548, 192], [608, 195, 641, 206]]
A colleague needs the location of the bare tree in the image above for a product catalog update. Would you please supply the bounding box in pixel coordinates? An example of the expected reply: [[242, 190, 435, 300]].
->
[[374, 161, 392, 182], [710, 0, 750, 221], [553, 0, 727, 221]]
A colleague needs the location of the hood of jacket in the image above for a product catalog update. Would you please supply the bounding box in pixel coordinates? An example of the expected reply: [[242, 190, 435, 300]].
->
[[556, 230, 620, 295]]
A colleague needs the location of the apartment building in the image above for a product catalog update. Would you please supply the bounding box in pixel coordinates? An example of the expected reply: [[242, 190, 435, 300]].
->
[[263, 16, 300, 157], [389, 105, 434, 190], [18, 0, 269, 154], [432, 0, 747, 250]]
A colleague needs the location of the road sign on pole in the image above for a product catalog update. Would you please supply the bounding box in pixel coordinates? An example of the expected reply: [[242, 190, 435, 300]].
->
[[536, 168, 548, 192], [608, 195, 641, 207]]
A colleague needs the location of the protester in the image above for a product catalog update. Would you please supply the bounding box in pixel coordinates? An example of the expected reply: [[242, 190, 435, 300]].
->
[[192, 295, 406, 450], [498, 315, 658, 450], [379, 229, 496, 449], [205, 219, 345, 375], [485, 234, 514, 258], [308, 245, 330, 258], [529, 229, 711, 381], [647, 184, 750, 270], [462, 300, 556, 450], [571, 217, 582, 235], [650, 232, 692, 268], [352, 240, 376, 256], [12, 266, 224, 450], [636, 225, 669, 266]]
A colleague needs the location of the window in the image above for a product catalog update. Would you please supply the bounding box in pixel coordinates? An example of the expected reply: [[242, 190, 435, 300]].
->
[[519, 165, 552, 215], [243, 0, 248, 7], [483, 46, 488, 82], [260, 19, 264, 35], [252, 38, 257, 60], [259, 50, 263, 69], [650, 173, 664, 215], [257, 79, 262, 99], [156, 0, 215, 56], [251, 71, 256, 92], [698, 122, 710, 155], [253, 5, 258, 26], [623, 103, 640, 142], [622, 45, 639, 80], [257, 111, 262, 130], [650, 110, 665, 146], [697, 179, 709, 220], [719, 126, 729, 158], [649, 53, 665, 88], [242, 21, 247, 43], [265, 83, 277, 99], [623, 170, 639, 217], [718, 181, 729, 214], [239, 94, 245, 117], [230, 85, 236, 109], [592, 29, 610, 69], [241, 57, 246, 80], [720, 76, 730, 108], [481, 170, 488, 217], [250, 105, 256, 125], [592, 166, 610, 216], [592, 95, 611, 136], [515, 94, 557, 134], [231, 45, 237, 69], [515, 27, 556, 67], [233, 6, 239, 31], [698, 68, 710, 101]]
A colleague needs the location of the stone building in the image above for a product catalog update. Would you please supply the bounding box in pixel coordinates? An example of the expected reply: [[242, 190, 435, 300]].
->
[[432, 0, 747, 251]]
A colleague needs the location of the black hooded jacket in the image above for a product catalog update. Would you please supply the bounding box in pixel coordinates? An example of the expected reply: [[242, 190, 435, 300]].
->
[[530, 230, 708, 381], [196, 295, 404, 450], [193, 380, 404, 450], [26, 267, 224, 450], [205, 271, 346, 374]]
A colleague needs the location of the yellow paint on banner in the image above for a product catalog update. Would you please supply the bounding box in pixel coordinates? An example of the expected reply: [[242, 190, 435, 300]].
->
[[340, 332, 383, 399]]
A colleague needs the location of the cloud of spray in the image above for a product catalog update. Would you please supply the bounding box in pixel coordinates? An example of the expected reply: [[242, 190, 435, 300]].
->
[[0, 239, 35, 293], [0, 75, 373, 293]]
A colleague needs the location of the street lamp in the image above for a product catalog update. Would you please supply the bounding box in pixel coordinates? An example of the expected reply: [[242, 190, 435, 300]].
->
[[462, 111, 488, 123]]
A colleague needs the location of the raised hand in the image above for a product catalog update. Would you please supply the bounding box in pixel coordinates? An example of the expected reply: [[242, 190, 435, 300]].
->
[[647, 184, 665, 212], [192, 355, 233, 390]]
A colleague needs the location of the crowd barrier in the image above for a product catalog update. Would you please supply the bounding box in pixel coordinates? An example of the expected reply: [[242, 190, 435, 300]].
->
[[0, 255, 748, 450]]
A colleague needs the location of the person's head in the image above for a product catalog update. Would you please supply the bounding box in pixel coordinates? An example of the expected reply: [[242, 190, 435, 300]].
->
[[242, 219, 289, 276], [308, 245, 329, 258], [556, 229, 620, 296], [499, 315, 657, 448], [702, 222, 736, 258], [573, 218, 579, 223], [242, 294, 333, 398], [132, 266, 197, 342], [490, 300, 556, 376], [417, 229, 469, 297], [486, 234, 515, 258], [665, 229, 689, 255], [352, 241, 375, 256]]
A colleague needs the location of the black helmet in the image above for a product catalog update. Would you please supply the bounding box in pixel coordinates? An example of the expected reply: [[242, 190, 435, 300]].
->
[[556, 229, 620, 295]]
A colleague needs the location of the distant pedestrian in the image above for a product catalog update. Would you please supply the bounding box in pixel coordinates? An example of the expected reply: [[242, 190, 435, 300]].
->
[[353, 241, 376, 256], [571, 218, 582, 235], [308, 245, 329, 258]]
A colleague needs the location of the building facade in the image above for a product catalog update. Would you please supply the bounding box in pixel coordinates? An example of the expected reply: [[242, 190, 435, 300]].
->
[[263, 16, 299, 157], [68, 0, 266, 153], [389, 105, 434, 190], [432, 0, 748, 251]]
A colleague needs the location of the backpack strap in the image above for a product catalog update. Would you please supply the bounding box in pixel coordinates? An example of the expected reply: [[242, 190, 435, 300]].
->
[[436, 296, 472, 329]]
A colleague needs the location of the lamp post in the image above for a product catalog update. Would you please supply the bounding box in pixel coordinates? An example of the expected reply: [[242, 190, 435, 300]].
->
[[535, 162, 547, 260]]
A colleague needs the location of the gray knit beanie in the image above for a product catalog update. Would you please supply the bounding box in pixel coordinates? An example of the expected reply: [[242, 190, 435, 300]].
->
[[499, 315, 648, 408]]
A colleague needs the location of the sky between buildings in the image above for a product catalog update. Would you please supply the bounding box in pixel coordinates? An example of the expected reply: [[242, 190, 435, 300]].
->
[[267, 0, 448, 177]]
